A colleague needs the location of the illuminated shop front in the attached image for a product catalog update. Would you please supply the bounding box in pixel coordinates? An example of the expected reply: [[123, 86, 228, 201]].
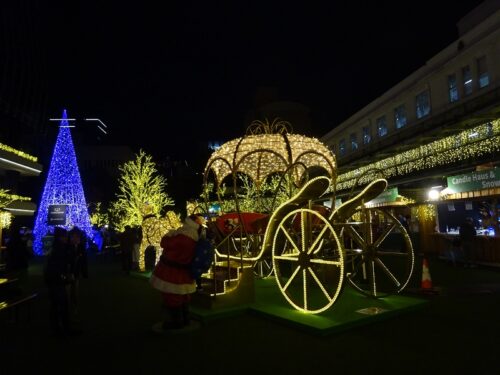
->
[[429, 167, 500, 263]]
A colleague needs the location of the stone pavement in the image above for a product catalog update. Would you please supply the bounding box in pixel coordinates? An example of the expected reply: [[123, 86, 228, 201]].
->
[[1, 252, 499, 374]]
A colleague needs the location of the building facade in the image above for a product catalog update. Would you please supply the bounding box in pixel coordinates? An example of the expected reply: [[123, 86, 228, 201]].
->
[[321, 1, 500, 259]]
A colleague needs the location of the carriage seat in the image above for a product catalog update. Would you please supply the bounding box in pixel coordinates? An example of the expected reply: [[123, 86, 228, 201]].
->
[[214, 212, 269, 236]]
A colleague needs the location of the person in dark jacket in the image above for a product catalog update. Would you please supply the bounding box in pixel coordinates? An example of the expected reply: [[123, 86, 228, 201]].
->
[[5, 225, 30, 276], [67, 227, 88, 317], [44, 227, 72, 335], [459, 217, 477, 268], [132, 226, 142, 271], [120, 226, 135, 274]]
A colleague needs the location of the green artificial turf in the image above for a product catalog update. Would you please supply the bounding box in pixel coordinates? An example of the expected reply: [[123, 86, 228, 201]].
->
[[169, 272, 429, 335], [250, 277, 428, 336]]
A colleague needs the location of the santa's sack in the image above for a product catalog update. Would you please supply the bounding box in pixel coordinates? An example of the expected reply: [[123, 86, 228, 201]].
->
[[190, 238, 214, 279]]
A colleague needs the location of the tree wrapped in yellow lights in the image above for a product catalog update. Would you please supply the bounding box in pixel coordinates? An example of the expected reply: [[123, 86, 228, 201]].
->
[[109, 151, 180, 270], [110, 150, 174, 231]]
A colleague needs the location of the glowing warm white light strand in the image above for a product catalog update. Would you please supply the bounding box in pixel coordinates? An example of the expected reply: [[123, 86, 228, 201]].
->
[[337, 120, 500, 191], [0, 143, 38, 162]]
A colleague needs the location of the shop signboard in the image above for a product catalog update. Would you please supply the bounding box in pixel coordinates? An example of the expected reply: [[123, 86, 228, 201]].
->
[[48, 204, 67, 225], [367, 187, 398, 205], [447, 168, 500, 193]]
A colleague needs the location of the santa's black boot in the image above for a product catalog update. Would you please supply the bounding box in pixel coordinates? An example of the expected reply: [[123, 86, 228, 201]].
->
[[181, 303, 190, 327], [162, 307, 184, 330]]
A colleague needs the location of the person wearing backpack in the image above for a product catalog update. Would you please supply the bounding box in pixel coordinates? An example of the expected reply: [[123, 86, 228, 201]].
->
[[150, 214, 206, 331]]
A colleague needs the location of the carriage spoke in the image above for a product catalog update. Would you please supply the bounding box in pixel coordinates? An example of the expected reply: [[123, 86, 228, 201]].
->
[[301, 211, 307, 253], [345, 225, 366, 248], [378, 251, 409, 257], [302, 269, 307, 310], [375, 257, 401, 287], [274, 255, 299, 262], [280, 227, 301, 254], [369, 260, 377, 297], [310, 258, 342, 266], [282, 264, 301, 291], [308, 268, 332, 301], [370, 260, 378, 297], [307, 225, 328, 255], [373, 223, 397, 248]]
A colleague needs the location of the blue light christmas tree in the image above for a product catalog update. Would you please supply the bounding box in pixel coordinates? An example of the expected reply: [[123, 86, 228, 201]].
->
[[33, 110, 92, 255]]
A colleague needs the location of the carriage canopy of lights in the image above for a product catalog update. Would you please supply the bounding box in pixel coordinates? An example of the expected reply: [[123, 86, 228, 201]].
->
[[205, 119, 337, 187]]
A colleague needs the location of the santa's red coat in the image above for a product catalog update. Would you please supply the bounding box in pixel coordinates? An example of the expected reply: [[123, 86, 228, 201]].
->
[[150, 226, 198, 307]]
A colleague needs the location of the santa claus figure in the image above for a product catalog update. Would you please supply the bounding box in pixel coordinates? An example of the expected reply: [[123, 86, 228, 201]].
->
[[150, 214, 205, 330]]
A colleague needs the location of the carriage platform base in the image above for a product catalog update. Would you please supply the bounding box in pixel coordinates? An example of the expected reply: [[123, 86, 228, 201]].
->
[[131, 270, 426, 336], [190, 278, 427, 336]]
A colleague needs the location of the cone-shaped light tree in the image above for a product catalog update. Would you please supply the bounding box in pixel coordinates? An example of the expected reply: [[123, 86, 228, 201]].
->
[[33, 110, 92, 254]]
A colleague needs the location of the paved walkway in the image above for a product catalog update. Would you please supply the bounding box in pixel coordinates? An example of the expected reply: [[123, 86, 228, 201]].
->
[[1, 252, 500, 374]]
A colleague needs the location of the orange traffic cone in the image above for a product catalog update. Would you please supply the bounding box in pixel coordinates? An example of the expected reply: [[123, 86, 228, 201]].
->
[[421, 258, 433, 290]]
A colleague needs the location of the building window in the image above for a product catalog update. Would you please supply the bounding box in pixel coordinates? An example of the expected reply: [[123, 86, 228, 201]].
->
[[339, 139, 346, 156], [350, 133, 358, 151], [394, 105, 407, 129], [362, 126, 371, 144], [448, 74, 459, 103], [462, 65, 472, 95], [415, 90, 430, 119], [376, 116, 387, 137], [477, 56, 489, 88]]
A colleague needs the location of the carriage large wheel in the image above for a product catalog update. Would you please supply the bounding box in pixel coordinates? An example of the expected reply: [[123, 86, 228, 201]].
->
[[341, 207, 414, 297], [272, 208, 344, 314]]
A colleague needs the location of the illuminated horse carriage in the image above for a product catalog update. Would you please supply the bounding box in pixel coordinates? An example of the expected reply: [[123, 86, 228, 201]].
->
[[201, 120, 414, 314]]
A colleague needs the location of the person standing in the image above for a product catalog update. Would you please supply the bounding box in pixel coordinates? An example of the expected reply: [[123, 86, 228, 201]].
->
[[132, 226, 142, 271], [42, 230, 55, 255], [119, 226, 134, 274], [150, 214, 205, 330], [67, 227, 88, 318], [44, 227, 72, 335], [459, 217, 477, 268], [5, 225, 30, 278]]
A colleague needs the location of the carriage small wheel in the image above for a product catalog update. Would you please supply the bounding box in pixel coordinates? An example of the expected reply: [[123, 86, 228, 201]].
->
[[253, 256, 273, 278], [341, 207, 414, 298], [272, 208, 344, 314]]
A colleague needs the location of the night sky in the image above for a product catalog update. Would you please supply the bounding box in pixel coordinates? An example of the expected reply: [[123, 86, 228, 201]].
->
[[43, 1, 485, 158]]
